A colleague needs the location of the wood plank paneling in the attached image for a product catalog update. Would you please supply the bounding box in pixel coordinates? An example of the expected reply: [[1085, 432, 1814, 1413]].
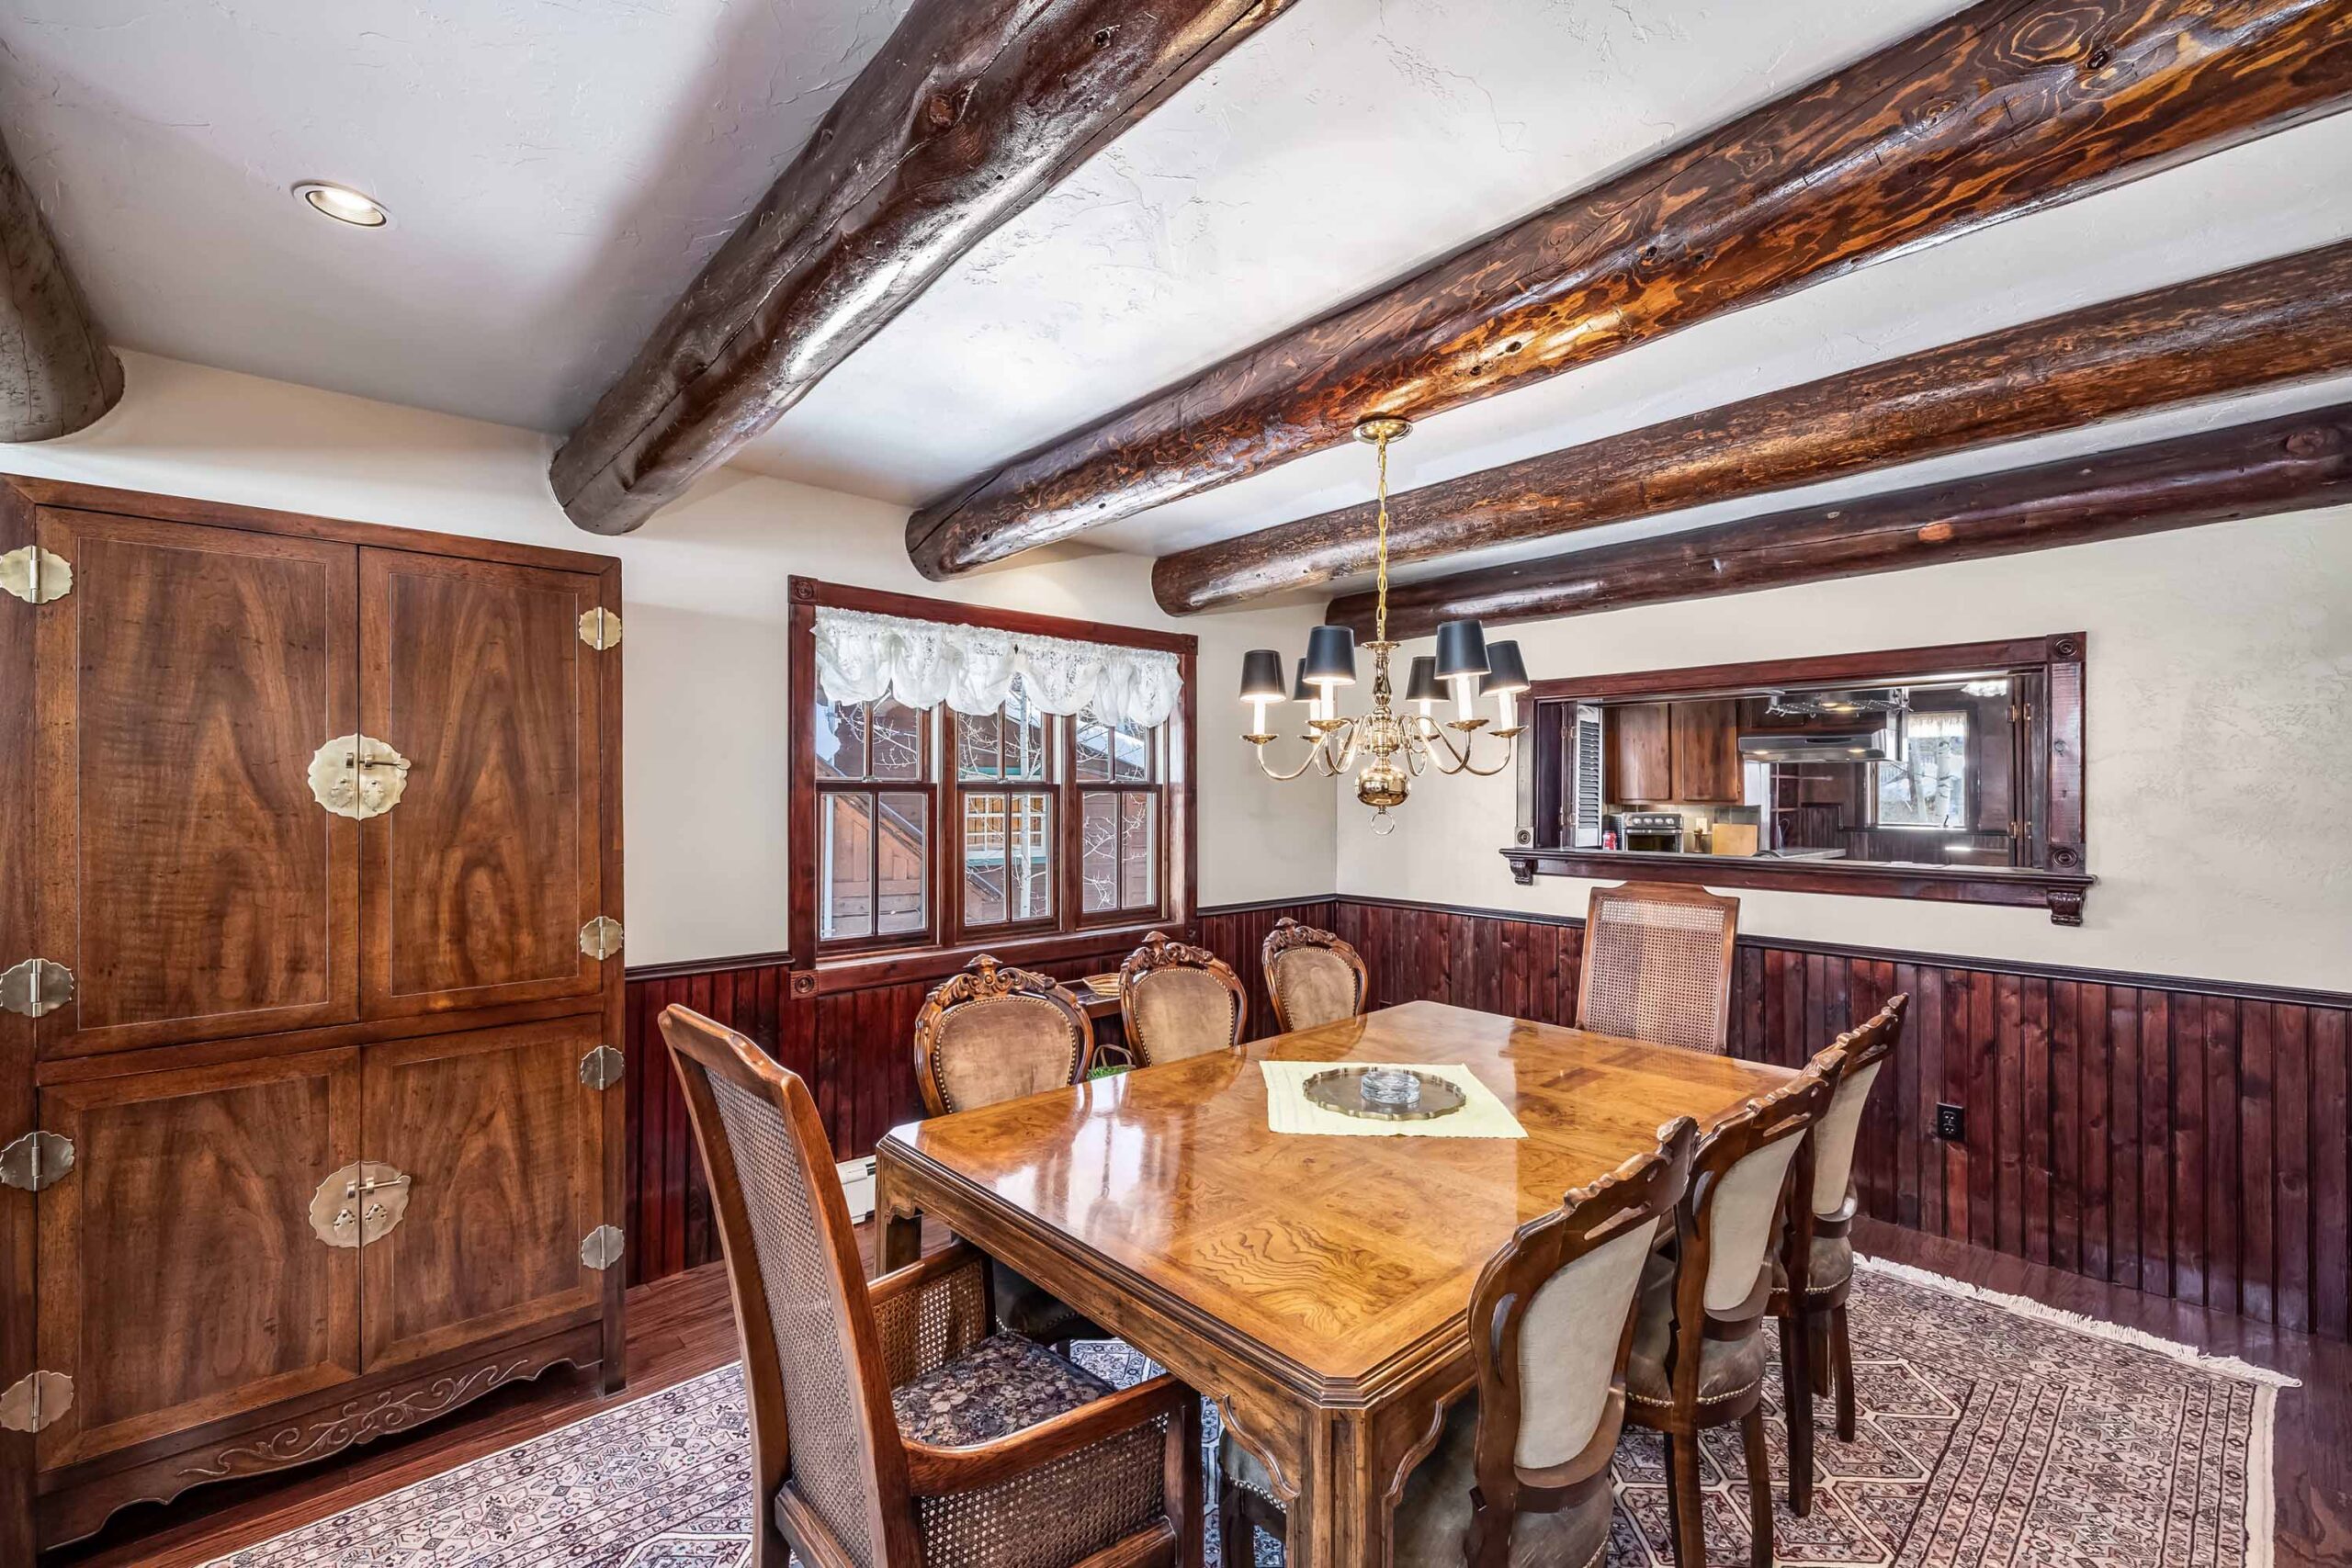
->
[[618, 897, 2352, 1343]]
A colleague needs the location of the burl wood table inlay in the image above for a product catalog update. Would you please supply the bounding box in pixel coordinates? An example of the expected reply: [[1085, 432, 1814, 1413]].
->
[[874, 999, 1793, 1568]]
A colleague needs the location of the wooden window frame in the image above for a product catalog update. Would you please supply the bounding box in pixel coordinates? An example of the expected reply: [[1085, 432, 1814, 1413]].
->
[[1069, 712, 1167, 930], [1506, 633, 2094, 925], [787, 577, 1199, 995], [812, 696, 936, 955]]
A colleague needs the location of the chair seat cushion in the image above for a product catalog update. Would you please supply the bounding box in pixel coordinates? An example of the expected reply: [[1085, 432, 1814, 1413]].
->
[[1625, 1253, 1766, 1413], [892, 1332, 1114, 1447], [992, 1265, 1103, 1346], [1770, 1233, 1854, 1298], [1224, 1400, 1610, 1568]]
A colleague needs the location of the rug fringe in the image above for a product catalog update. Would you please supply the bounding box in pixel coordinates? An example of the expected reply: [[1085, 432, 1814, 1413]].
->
[[1853, 1255, 2301, 1387]]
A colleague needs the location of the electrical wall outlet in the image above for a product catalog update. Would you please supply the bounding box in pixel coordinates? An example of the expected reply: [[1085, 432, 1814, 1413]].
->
[[1934, 1102, 1966, 1142]]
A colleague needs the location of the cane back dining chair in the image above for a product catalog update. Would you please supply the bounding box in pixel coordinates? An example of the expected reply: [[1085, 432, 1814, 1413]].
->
[[1219, 1119, 1699, 1567], [1260, 917, 1368, 1033], [1625, 1045, 1841, 1568], [1118, 931, 1248, 1066], [1575, 883, 1740, 1054], [1773, 993, 1908, 1511], [661, 1005, 1204, 1568], [910, 955, 1102, 1345]]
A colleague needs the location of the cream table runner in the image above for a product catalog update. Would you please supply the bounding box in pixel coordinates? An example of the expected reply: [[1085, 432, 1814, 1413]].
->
[[1260, 1060, 1527, 1138]]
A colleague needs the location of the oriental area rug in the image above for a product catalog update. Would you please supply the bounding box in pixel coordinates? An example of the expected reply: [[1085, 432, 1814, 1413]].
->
[[204, 1259, 2292, 1568]]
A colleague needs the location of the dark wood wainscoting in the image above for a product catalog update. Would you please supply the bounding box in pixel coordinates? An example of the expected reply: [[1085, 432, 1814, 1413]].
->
[[622, 896, 2349, 1346], [618, 897, 1336, 1285]]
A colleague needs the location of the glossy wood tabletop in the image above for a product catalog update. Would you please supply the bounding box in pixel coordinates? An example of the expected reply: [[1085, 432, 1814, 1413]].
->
[[879, 999, 1790, 1385]]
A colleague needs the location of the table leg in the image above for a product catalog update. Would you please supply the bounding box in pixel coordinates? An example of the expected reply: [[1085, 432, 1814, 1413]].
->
[[870, 1152, 924, 1274], [1286, 1382, 1456, 1568]]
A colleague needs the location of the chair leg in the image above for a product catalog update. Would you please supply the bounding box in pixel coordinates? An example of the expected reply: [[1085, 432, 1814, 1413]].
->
[[1742, 1408, 1775, 1568], [1779, 1312, 1814, 1517], [1808, 1313, 1833, 1398], [1831, 1304, 1858, 1442], [1665, 1431, 1709, 1568]]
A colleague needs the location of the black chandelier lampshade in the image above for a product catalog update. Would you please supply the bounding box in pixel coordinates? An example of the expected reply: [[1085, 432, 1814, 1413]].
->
[[1304, 624, 1358, 685], [1291, 658, 1315, 703], [1433, 618, 1489, 681], [1404, 655, 1442, 705], [1477, 639, 1531, 695], [1238, 649, 1287, 702]]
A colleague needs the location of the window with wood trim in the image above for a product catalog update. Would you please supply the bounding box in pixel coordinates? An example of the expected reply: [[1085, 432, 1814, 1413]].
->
[[788, 578, 1197, 977]]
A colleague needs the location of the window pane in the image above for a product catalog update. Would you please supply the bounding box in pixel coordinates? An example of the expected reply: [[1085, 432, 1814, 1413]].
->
[[963, 793, 1005, 926], [815, 700, 866, 781], [1009, 793, 1053, 922], [1114, 716, 1152, 783], [1121, 793, 1156, 908], [876, 790, 928, 935], [1080, 791, 1118, 913], [871, 697, 922, 780], [1877, 711, 1969, 829], [1006, 689, 1047, 781], [820, 792, 874, 941], [957, 708, 1002, 781], [1074, 716, 1114, 783]]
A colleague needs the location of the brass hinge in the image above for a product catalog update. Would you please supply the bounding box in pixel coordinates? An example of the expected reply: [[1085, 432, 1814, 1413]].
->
[[0, 1131, 74, 1193], [0, 957, 74, 1019], [578, 608, 622, 650], [579, 918, 624, 960], [581, 1224, 625, 1270], [0, 545, 71, 604], [579, 1046, 625, 1090], [0, 1370, 72, 1434]]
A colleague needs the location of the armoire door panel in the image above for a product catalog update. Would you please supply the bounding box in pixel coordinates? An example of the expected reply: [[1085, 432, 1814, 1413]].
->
[[358, 1019, 605, 1372], [34, 1050, 362, 1471], [34, 510, 360, 1056], [359, 550, 605, 1017]]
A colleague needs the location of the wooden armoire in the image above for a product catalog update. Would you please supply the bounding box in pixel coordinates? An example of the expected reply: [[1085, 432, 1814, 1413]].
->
[[0, 477, 627, 1556]]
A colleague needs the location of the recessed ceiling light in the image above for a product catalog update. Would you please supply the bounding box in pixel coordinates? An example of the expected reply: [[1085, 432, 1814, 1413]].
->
[[293, 182, 390, 228]]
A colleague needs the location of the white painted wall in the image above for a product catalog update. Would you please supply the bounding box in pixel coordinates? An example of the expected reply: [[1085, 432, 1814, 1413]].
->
[[1335, 513, 2352, 993], [0, 353, 1339, 965]]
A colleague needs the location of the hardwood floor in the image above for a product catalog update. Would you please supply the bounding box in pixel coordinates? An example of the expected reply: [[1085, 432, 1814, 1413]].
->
[[50, 1218, 2347, 1567]]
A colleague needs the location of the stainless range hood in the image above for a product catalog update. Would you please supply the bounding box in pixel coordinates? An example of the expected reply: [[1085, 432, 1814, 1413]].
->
[[1737, 716, 1903, 763]]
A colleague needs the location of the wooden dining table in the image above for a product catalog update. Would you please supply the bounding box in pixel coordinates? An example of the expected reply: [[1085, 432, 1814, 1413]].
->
[[872, 998, 1794, 1568]]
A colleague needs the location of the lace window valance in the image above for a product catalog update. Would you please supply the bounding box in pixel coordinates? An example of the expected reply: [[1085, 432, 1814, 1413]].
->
[[813, 605, 1182, 729]]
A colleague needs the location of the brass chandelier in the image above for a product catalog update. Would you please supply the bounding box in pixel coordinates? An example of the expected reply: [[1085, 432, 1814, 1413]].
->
[[1239, 417, 1530, 835]]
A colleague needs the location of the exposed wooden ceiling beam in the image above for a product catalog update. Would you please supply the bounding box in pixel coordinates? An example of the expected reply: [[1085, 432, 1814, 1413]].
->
[[550, 0, 1298, 536], [0, 134, 119, 442], [1326, 403, 2352, 638], [1159, 239, 2352, 613], [905, 0, 2352, 579]]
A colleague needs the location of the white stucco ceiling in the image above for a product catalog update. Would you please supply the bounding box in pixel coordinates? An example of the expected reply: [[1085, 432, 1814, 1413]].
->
[[5, 0, 2348, 593]]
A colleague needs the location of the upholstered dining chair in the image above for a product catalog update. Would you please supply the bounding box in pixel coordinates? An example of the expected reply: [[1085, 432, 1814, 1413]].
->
[[1575, 882, 1740, 1054], [1624, 1046, 1841, 1568], [659, 1005, 1205, 1568], [1260, 916, 1368, 1033], [1773, 993, 1908, 1511], [1118, 931, 1248, 1066], [911, 954, 1102, 1345], [1219, 1119, 1699, 1567]]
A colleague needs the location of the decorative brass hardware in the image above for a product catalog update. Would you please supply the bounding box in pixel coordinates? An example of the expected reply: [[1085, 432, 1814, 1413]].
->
[[0, 1130, 74, 1192], [310, 1161, 413, 1248], [579, 918, 624, 960], [0, 545, 71, 604], [0, 1370, 72, 1434], [578, 607, 622, 649], [0, 956, 74, 1019], [308, 735, 412, 819], [580, 1224, 625, 1269], [579, 1046, 625, 1090]]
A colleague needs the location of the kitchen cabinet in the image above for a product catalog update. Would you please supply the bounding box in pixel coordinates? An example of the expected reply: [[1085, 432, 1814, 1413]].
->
[[1604, 698, 1740, 804]]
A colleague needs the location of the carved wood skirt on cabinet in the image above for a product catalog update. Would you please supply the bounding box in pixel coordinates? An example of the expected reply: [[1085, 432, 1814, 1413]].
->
[[0, 477, 628, 1555]]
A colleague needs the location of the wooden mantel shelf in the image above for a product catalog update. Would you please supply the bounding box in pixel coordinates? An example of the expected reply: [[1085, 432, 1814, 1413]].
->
[[1498, 847, 2096, 925]]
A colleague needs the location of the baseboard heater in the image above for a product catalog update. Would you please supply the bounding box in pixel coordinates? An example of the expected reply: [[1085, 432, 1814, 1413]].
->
[[837, 1155, 876, 1223]]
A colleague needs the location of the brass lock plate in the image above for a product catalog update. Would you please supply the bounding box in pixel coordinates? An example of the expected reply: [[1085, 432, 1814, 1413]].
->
[[310, 1161, 413, 1248], [308, 735, 412, 820]]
